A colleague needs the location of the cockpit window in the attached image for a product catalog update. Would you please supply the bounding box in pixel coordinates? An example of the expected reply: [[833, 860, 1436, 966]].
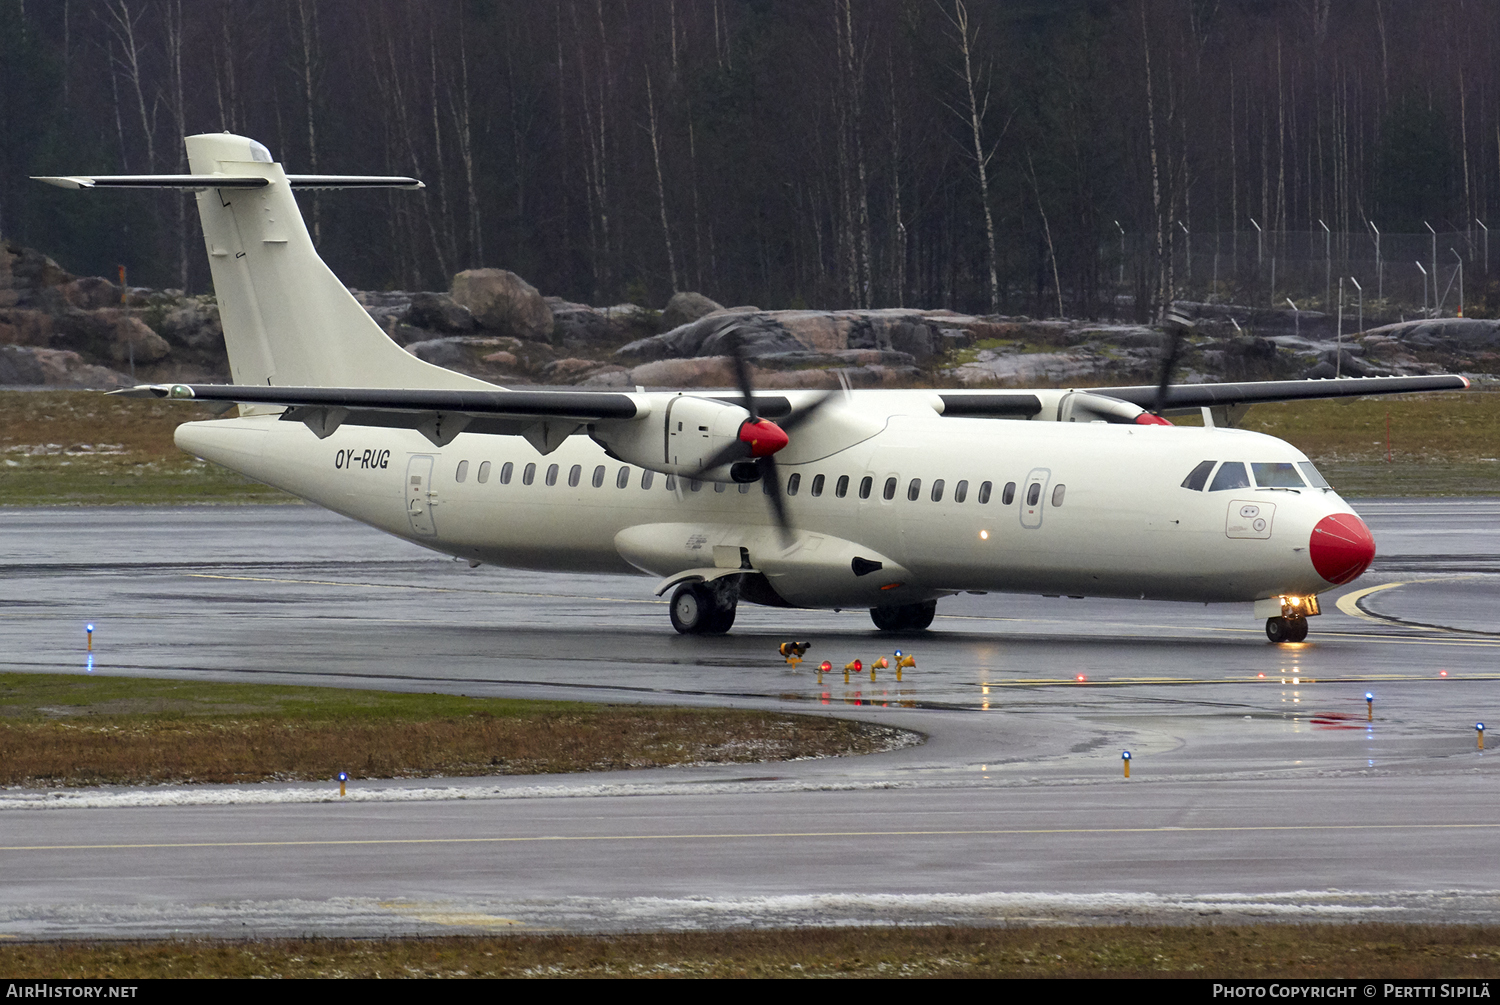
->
[[1181, 460, 1215, 491], [1208, 461, 1250, 491], [1252, 462, 1305, 488], [1297, 462, 1331, 489]]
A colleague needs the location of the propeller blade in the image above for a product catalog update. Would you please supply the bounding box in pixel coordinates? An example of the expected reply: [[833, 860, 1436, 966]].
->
[[724, 328, 759, 421], [691, 438, 751, 478], [777, 390, 836, 433], [1152, 309, 1192, 415], [759, 455, 795, 545]]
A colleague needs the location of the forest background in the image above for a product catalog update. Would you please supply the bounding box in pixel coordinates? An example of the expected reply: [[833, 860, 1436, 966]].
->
[[0, 0, 1492, 320]]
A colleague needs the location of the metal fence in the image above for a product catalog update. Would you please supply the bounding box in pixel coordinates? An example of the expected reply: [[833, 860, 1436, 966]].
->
[[1114, 227, 1496, 321]]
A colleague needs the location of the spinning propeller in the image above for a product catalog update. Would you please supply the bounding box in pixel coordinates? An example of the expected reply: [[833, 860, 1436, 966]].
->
[[1147, 307, 1194, 422], [689, 329, 834, 542]]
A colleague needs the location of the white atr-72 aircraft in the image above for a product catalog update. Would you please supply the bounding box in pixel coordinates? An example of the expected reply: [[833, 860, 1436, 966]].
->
[[40, 133, 1466, 642]]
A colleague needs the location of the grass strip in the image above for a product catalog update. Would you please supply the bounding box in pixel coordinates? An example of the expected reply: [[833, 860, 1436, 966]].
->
[[2, 925, 1499, 978], [0, 390, 290, 505], [0, 673, 914, 785]]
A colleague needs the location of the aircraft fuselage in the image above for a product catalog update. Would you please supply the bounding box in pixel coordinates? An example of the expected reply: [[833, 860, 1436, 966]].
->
[[177, 398, 1362, 612]]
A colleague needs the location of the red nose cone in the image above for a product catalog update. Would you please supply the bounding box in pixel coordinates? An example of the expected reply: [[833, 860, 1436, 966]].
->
[[740, 418, 789, 457], [1309, 513, 1376, 585], [1134, 412, 1173, 426]]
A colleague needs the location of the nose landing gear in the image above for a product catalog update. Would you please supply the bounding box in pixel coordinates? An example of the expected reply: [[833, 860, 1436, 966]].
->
[[1266, 615, 1309, 643]]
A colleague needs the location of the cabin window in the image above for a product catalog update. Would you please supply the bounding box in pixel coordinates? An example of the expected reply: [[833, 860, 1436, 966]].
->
[[545, 463, 559, 486], [477, 461, 491, 484], [1252, 462, 1305, 488], [1052, 484, 1066, 507], [954, 480, 968, 503], [787, 473, 801, 495], [930, 479, 945, 503], [739, 481, 753, 493], [810, 474, 825, 497], [835, 475, 850, 498], [979, 480, 993, 504], [455, 460, 469, 483], [592, 465, 606, 488], [714, 481, 727, 493], [859, 476, 873, 499], [1181, 460, 1215, 491], [689, 478, 702, 492], [616, 466, 630, 488], [907, 478, 922, 501], [883, 477, 898, 501], [1001, 481, 1015, 505], [500, 462, 513, 485], [1026, 482, 1042, 506], [763, 477, 774, 495], [1208, 461, 1250, 491], [664, 474, 676, 490], [522, 462, 536, 486], [641, 470, 654, 490], [1298, 462, 1330, 489], [566, 464, 581, 488]]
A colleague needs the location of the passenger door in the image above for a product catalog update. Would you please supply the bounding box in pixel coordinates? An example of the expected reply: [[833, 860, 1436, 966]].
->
[[406, 454, 437, 536]]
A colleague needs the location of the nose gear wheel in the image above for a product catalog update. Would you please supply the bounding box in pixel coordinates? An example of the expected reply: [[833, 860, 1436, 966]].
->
[[1266, 615, 1308, 643]]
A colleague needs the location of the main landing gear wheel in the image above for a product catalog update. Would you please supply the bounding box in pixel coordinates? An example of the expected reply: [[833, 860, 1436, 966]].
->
[[1266, 616, 1309, 643], [870, 600, 937, 632], [669, 581, 738, 635]]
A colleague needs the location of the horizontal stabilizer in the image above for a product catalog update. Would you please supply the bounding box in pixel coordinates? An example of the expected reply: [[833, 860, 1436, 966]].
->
[[35, 174, 422, 191], [35, 174, 268, 190], [284, 175, 424, 189]]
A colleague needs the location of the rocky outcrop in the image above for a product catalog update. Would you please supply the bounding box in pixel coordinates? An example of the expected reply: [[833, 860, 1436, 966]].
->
[[0, 239, 1491, 392], [660, 291, 723, 331], [0, 345, 132, 388], [450, 269, 554, 341], [404, 291, 476, 334]]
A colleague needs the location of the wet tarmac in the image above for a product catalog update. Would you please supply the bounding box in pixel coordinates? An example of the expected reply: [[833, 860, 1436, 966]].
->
[[1, 499, 1499, 936]]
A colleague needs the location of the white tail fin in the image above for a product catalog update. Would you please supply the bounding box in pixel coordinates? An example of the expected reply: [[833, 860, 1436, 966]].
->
[[41, 133, 495, 402], [183, 133, 494, 396]]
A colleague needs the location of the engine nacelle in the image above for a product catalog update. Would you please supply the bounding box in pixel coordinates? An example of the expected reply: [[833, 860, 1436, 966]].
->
[[592, 394, 760, 481], [1056, 390, 1157, 424]]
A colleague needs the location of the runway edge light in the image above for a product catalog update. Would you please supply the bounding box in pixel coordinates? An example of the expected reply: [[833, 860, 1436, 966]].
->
[[1122, 751, 1132, 779], [85, 624, 94, 652], [338, 771, 348, 797], [1366, 692, 1374, 722], [1479, 723, 1486, 751]]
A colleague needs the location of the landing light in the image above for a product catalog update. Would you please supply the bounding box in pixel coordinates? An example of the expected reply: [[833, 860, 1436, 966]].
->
[[1075, 674, 1087, 683], [979, 530, 989, 540]]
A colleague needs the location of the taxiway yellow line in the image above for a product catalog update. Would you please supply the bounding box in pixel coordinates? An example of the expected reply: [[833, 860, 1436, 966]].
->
[[7, 821, 1500, 854]]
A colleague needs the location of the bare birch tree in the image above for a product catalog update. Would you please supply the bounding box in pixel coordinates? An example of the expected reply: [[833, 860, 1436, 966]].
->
[[644, 60, 679, 293], [946, 0, 999, 315]]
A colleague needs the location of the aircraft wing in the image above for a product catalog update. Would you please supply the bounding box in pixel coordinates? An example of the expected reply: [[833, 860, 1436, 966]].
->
[[116, 371, 1471, 448], [113, 383, 643, 450], [1091, 374, 1470, 415]]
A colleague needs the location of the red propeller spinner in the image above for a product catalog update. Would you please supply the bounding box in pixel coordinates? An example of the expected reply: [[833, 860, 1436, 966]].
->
[[739, 417, 789, 457]]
